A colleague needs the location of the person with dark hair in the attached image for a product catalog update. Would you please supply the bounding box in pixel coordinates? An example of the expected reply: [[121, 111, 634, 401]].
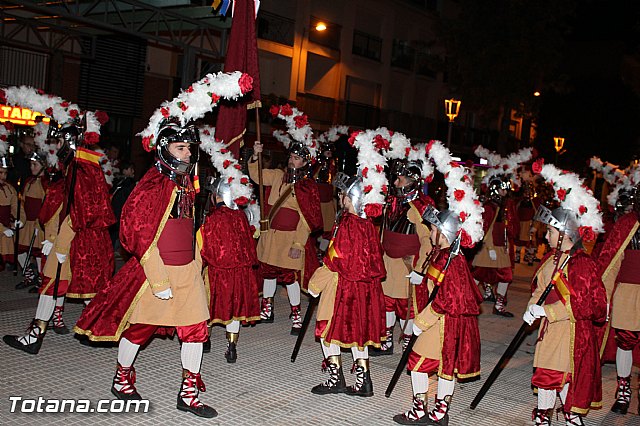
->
[[109, 161, 136, 254]]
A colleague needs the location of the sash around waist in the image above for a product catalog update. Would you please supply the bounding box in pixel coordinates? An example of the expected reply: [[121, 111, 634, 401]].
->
[[383, 229, 421, 258], [24, 196, 42, 221], [618, 250, 640, 284], [271, 207, 300, 231], [157, 218, 194, 266]]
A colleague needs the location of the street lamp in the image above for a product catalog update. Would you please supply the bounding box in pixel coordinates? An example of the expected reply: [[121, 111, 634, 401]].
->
[[554, 136, 565, 164], [444, 98, 461, 148]]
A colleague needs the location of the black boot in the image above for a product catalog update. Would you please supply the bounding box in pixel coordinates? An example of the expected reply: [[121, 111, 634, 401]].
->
[[493, 294, 514, 317], [111, 363, 142, 400], [260, 297, 274, 323], [424, 395, 451, 425], [482, 283, 496, 302], [202, 337, 211, 354], [51, 305, 69, 335], [311, 355, 347, 395], [345, 358, 373, 397], [225, 332, 238, 363], [3, 319, 47, 355], [531, 408, 552, 426], [610, 375, 631, 414], [176, 369, 218, 418], [393, 393, 428, 424], [371, 327, 394, 356]]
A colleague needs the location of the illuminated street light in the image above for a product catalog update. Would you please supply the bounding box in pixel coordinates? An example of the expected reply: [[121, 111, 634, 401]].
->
[[533, 91, 541, 97], [554, 136, 565, 153], [445, 98, 461, 148], [315, 22, 327, 31]]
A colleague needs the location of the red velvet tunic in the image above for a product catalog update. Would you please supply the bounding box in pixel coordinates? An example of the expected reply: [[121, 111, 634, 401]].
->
[[315, 213, 386, 348], [413, 250, 483, 379], [200, 205, 261, 325]]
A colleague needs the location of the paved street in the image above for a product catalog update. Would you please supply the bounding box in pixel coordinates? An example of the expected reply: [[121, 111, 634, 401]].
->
[[0, 261, 638, 425]]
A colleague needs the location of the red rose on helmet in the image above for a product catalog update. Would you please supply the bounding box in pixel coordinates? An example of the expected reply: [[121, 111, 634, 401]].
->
[[361, 167, 369, 178], [579, 205, 587, 215], [459, 211, 468, 222], [60, 101, 69, 108], [95, 110, 109, 125], [234, 196, 249, 206], [364, 203, 383, 218], [234, 164, 242, 170], [211, 93, 220, 103], [223, 159, 231, 169], [381, 184, 388, 194], [460, 229, 474, 248], [69, 109, 78, 118], [238, 73, 254, 94], [454, 189, 465, 201], [532, 158, 544, 174], [45, 107, 53, 117], [294, 114, 308, 128], [375, 164, 384, 173], [269, 105, 280, 117], [578, 226, 596, 242], [240, 177, 249, 184], [363, 185, 373, 193], [161, 107, 170, 118], [557, 188, 567, 201], [348, 130, 361, 146], [142, 136, 153, 152], [373, 134, 389, 150], [280, 104, 293, 116], [84, 132, 99, 145]]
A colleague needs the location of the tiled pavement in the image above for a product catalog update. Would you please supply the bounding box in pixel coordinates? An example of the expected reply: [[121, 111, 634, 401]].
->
[[0, 262, 639, 425]]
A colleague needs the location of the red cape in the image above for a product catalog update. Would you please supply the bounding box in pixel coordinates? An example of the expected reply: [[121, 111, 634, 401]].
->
[[75, 167, 176, 340], [200, 205, 258, 268], [294, 178, 322, 290]]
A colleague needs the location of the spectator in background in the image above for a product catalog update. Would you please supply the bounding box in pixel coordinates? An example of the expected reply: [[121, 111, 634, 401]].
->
[[110, 161, 136, 257], [10, 132, 37, 184]]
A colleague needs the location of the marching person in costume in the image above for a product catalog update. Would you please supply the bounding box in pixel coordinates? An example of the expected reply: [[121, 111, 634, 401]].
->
[[375, 137, 434, 356], [472, 146, 531, 317], [523, 160, 607, 426], [199, 126, 260, 363], [314, 125, 348, 253], [250, 104, 322, 334], [15, 122, 55, 290], [0, 121, 19, 272], [1, 87, 115, 352], [308, 128, 389, 397], [514, 169, 539, 266], [394, 140, 484, 426], [595, 164, 640, 416], [74, 71, 252, 418]]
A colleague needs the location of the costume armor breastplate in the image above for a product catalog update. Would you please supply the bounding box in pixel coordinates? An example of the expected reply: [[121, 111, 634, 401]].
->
[[171, 188, 194, 219], [385, 203, 416, 235]]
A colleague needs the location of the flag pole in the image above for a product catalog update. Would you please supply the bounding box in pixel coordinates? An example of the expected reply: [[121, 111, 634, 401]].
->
[[255, 107, 267, 232]]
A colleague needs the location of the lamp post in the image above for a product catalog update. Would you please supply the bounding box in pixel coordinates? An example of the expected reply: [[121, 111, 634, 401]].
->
[[445, 98, 461, 148], [553, 136, 565, 164]]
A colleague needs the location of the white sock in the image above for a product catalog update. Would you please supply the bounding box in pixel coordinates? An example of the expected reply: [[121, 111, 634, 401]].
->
[[320, 339, 341, 357], [35, 295, 55, 321], [263, 278, 277, 298], [400, 319, 414, 335], [496, 282, 509, 297], [318, 238, 329, 252], [55, 296, 65, 308], [181, 342, 203, 373], [36, 257, 42, 273], [411, 371, 429, 395], [436, 377, 455, 399], [351, 346, 368, 360], [226, 320, 240, 334], [117, 337, 140, 367], [386, 311, 397, 328], [559, 383, 569, 404], [617, 348, 633, 377], [537, 388, 556, 410], [286, 281, 301, 306], [17, 253, 28, 270]]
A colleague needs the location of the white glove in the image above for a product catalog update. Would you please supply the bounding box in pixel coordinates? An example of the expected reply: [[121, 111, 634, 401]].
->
[[412, 323, 423, 336], [155, 288, 173, 300], [41, 240, 53, 256], [489, 249, 497, 261], [3, 228, 13, 237], [408, 271, 424, 285], [55, 252, 67, 264], [14, 220, 23, 229], [308, 289, 320, 298], [523, 304, 546, 325]]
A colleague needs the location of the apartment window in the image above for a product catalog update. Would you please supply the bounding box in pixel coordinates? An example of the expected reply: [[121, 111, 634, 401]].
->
[[257, 11, 295, 46], [391, 39, 415, 71], [352, 31, 382, 61]]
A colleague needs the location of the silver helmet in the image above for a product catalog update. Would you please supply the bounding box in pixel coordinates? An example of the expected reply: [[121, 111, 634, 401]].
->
[[29, 151, 47, 166], [391, 159, 423, 203], [205, 175, 237, 210], [421, 205, 462, 245], [615, 187, 639, 215], [48, 120, 79, 167], [0, 155, 12, 169], [283, 142, 311, 184], [487, 176, 511, 202], [533, 205, 579, 242], [333, 172, 366, 218], [155, 119, 200, 183]]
